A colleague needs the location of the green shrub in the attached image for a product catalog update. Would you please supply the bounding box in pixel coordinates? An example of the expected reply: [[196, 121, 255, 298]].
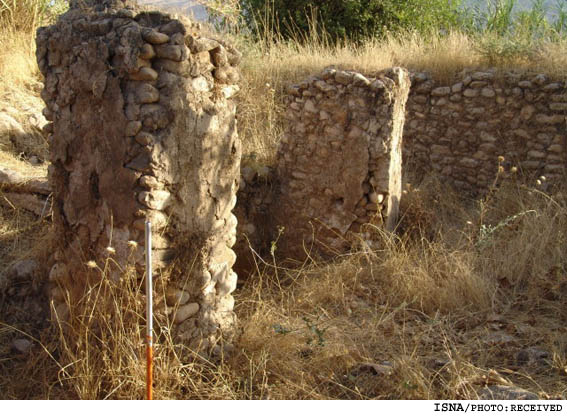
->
[[240, 0, 465, 42], [467, 0, 567, 65], [465, 0, 567, 39]]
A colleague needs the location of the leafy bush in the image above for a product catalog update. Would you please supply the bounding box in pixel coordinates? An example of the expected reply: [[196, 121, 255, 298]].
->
[[240, 0, 465, 42], [465, 0, 566, 39]]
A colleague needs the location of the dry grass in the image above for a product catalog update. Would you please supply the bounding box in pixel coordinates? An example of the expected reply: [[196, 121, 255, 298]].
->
[[0, 0, 60, 89], [2, 172, 566, 399], [233, 173, 567, 399], [0, 30, 41, 88], [0, 29, 49, 160], [0, 0, 60, 159]]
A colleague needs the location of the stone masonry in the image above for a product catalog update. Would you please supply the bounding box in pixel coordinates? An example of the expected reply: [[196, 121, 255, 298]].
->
[[405, 70, 566, 193], [34, 2, 566, 348], [37, 0, 242, 351], [269, 67, 410, 260], [232, 164, 276, 273], [233, 69, 566, 263]]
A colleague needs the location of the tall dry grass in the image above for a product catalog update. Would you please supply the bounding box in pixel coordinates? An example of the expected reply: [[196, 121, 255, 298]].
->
[[0, 0, 62, 32], [0, 0, 66, 112], [1, 158, 566, 399], [0, 28, 45, 141], [0, 32, 40, 88], [0, 0, 66, 84], [0, 1, 64, 161]]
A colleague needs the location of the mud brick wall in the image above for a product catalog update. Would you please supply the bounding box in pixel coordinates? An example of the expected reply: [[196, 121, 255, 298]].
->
[[37, 0, 242, 351], [405, 70, 567, 193], [266, 68, 410, 260]]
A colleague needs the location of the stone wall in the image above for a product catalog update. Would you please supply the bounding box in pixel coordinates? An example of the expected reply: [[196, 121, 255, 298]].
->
[[234, 68, 566, 262], [405, 70, 567, 193], [267, 67, 410, 260], [37, 0, 241, 351], [232, 164, 276, 272]]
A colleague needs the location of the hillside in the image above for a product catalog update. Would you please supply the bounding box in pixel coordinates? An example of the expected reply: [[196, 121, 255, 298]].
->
[[137, 0, 208, 19]]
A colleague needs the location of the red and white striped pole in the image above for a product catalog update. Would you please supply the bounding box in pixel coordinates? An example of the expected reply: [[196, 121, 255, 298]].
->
[[145, 220, 153, 400]]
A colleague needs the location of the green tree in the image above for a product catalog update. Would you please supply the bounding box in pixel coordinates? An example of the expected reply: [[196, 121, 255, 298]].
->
[[240, 0, 465, 42]]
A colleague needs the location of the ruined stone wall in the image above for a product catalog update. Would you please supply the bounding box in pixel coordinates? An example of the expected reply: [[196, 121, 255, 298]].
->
[[233, 68, 566, 262], [37, 0, 242, 351], [405, 70, 567, 193], [268, 68, 410, 260]]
